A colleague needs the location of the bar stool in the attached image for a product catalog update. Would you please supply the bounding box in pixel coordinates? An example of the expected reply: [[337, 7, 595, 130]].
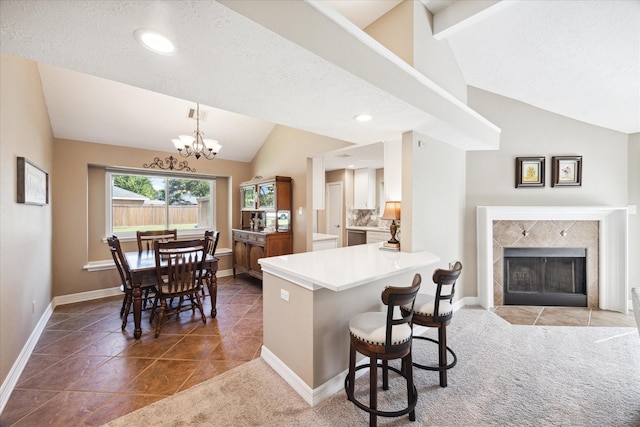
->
[[344, 274, 422, 427], [402, 261, 462, 388]]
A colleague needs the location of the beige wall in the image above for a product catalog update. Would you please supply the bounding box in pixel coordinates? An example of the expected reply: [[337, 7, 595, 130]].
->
[[365, 0, 467, 103], [0, 54, 54, 385], [250, 125, 351, 253], [53, 138, 252, 297], [464, 87, 630, 300], [365, 0, 413, 66]]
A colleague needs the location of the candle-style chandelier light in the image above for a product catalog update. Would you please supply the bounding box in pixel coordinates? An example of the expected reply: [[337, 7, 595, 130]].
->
[[171, 103, 222, 160]]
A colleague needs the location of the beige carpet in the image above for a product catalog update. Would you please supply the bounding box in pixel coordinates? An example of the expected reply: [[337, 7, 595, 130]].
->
[[104, 307, 640, 426]]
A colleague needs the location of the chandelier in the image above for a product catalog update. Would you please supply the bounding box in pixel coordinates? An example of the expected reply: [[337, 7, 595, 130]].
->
[[171, 103, 222, 160]]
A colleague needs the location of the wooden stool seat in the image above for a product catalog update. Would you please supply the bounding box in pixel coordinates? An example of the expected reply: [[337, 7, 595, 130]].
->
[[401, 262, 462, 388], [407, 293, 458, 372], [344, 274, 422, 427]]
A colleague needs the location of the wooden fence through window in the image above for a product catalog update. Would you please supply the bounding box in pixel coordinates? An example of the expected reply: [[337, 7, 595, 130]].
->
[[113, 205, 198, 227]]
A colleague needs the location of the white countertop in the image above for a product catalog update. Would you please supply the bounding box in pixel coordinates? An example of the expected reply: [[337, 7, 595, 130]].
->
[[259, 242, 440, 292], [312, 233, 338, 241], [346, 226, 389, 231]]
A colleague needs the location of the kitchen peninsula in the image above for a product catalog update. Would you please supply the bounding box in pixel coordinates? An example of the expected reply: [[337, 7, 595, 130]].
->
[[258, 243, 440, 406]]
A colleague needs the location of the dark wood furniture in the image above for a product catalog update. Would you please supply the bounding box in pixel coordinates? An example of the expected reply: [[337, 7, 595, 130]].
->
[[204, 230, 220, 257], [233, 176, 292, 280], [345, 274, 422, 427], [107, 235, 155, 330], [125, 248, 218, 339], [401, 261, 462, 387], [150, 239, 207, 338], [136, 229, 177, 252], [202, 230, 220, 313]]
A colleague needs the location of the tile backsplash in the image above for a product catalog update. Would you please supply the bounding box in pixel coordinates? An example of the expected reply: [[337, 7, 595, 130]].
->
[[348, 208, 397, 230]]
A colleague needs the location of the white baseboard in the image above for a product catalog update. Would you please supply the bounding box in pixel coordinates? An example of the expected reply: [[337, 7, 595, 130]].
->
[[260, 345, 369, 407], [54, 286, 122, 306], [217, 269, 234, 278], [261, 345, 315, 406], [0, 301, 54, 415], [0, 268, 237, 414], [457, 296, 479, 309], [0, 289, 565, 416]]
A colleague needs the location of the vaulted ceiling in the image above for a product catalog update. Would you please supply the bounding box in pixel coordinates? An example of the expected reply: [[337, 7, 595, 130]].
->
[[1, 1, 637, 167]]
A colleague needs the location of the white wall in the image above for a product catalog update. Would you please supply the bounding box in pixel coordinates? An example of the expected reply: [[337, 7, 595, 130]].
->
[[412, 0, 467, 103], [402, 131, 465, 273], [628, 133, 640, 291], [464, 87, 629, 300]]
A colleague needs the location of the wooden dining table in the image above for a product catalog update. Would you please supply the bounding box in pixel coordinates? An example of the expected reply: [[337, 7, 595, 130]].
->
[[125, 250, 219, 339]]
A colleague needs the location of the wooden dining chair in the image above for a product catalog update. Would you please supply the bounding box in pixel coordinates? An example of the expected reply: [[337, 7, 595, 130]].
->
[[204, 230, 220, 258], [107, 235, 155, 330], [200, 230, 220, 298], [150, 238, 207, 338], [136, 229, 177, 252]]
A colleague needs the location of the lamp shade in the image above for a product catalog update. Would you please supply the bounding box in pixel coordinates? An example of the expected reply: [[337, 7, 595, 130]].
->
[[381, 201, 401, 220]]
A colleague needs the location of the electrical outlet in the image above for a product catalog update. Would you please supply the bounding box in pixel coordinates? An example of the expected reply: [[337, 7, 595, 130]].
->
[[32, 300, 36, 314], [280, 289, 289, 302]]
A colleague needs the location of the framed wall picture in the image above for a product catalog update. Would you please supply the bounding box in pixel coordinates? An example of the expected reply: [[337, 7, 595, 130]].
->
[[552, 156, 582, 187], [515, 156, 545, 188], [17, 157, 49, 205]]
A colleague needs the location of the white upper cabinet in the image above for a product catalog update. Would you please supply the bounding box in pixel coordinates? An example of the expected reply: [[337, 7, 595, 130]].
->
[[354, 168, 376, 209]]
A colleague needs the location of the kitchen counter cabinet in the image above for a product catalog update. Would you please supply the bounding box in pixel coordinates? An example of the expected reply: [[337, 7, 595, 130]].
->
[[232, 229, 292, 280], [258, 243, 440, 406], [366, 230, 389, 244], [312, 233, 338, 251]]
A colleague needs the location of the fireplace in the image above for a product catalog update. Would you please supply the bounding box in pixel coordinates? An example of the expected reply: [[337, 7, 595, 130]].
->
[[503, 247, 587, 307], [476, 206, 629, 314]]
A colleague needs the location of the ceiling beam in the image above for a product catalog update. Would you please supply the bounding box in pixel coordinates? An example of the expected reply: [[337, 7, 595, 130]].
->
[[428, 0, 513, 40], [220, 0, 501, 151]]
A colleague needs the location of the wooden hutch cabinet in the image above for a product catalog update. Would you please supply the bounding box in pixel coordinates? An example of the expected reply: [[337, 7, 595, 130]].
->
[[233, 176, 292, 280]]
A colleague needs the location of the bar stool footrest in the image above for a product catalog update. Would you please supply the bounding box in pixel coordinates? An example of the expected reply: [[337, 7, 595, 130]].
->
[[412, 335, 457, 371], [344, 363, 418, 419]]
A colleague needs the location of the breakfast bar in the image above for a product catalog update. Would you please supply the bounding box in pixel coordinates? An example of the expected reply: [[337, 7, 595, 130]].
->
[[258, 242, 440, 406]]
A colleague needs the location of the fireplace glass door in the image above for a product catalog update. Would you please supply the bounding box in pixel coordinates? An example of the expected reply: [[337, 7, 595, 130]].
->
[[504, 247, 587, 306]]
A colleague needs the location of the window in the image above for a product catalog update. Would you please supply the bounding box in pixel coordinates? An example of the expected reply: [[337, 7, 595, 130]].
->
[[107, 171, 215, 238]]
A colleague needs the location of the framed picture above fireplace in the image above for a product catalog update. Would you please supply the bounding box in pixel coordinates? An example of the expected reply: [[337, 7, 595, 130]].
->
[[515, 156, 545, 188], [552, 156, 582, 187]]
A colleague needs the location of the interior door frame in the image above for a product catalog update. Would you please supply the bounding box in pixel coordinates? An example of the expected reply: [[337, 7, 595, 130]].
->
[[326, 181, 343, 247]]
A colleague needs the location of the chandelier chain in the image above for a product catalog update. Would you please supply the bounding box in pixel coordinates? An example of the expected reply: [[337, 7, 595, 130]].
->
[[171, 103, 221, 160]]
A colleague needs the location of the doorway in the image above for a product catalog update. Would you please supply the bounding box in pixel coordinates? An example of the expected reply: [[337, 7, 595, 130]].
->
[[326, 181, 343, 247]]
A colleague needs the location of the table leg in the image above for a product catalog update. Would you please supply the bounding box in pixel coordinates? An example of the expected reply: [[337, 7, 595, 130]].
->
[[132, 284, 142, 339], [208, 272, 217, 318]]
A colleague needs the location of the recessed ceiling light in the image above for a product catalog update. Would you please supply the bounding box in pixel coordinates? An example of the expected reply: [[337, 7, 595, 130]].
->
[[134, 29, 175, 55], [354, 114, 372, 122]]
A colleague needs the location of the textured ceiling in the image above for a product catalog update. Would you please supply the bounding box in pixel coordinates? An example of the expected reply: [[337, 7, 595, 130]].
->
[[443, 0, 640, 135], [0, 0, 637, 169]]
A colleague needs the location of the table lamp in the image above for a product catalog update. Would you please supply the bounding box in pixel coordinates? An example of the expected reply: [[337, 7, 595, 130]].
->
[[381, 201, 401, 248]]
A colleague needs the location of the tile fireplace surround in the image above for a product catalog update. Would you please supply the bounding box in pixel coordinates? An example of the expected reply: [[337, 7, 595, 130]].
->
[[477, 206, 629, 313]]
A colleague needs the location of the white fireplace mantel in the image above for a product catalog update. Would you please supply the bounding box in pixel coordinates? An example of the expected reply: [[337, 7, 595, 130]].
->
[[477, 206, 629, 313]]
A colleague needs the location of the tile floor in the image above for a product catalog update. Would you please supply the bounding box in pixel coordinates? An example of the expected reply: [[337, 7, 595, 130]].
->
[[2, 278, 637, 426], [492, 305, 637, 327], [1, 274, 264, 427]]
